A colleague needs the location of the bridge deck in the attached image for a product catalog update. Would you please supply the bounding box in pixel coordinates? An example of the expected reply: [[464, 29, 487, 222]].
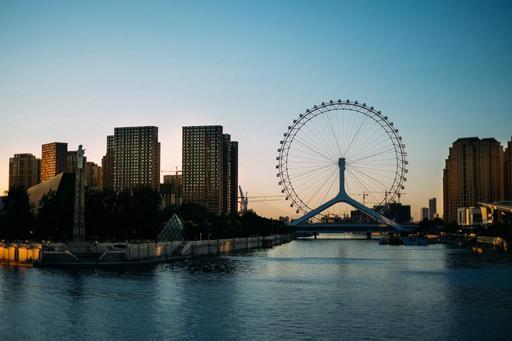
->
[[293, 223, 415, 233]]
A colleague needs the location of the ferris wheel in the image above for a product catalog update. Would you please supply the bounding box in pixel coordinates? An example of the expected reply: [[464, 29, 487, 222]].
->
[[276, 99, 407, 223]]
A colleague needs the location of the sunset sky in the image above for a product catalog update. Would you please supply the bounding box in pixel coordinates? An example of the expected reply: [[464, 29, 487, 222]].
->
[[1, 0, 511, 220]]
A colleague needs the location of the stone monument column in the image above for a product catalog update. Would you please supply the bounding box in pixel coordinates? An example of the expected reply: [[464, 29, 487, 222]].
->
[[73, 145, 86, 241]]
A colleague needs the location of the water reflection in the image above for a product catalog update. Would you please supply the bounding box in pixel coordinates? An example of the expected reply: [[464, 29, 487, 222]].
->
[[0, 240, 511, 340], [164, 254, 254, 274]]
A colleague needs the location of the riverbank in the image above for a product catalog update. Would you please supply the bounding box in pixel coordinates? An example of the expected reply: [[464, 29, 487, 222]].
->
[[0, 234, 294, 267]]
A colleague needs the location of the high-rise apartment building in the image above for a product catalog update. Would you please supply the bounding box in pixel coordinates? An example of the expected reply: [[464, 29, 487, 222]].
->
[[428, 198, 437, 220], [101, 135, 115, 189], [111, 126, 160, 191], [8, 153, 41, 189], [505, 138, 512, 200], [230, 141, 239, 214], [41, 142, 68, 182], [443, 137, 504, 223], [182, 126, 238, 214]]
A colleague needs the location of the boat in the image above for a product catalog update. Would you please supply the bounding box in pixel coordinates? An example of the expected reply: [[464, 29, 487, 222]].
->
[[378, 237, 389, 245], [379, 236, 403, 245], [402, 235, 428, 246]]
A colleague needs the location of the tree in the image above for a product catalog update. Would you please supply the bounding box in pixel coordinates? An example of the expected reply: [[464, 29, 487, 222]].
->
[[36, 188, 74, 241], [0, 186, 34, 240]]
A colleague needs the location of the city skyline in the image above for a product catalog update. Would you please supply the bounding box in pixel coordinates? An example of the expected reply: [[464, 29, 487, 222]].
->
[[1, 1, 512, 219]]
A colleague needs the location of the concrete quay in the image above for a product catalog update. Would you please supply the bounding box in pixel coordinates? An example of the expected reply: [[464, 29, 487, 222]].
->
[[0, 234, 293, 267]]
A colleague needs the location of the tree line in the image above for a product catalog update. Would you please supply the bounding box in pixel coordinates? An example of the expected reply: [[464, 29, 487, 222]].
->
[[0, 185, 291, 242]]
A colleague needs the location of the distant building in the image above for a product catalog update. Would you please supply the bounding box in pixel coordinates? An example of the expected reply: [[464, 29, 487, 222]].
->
[[505, 138, 512, 200], [8, 153, 41, 189], [229, 141, 239, 214], [457, 207, 489, 227], [375, 203, 411, 224], [161, 173, 183, 206], [352, 203, 411, 224], [110, 126, 161, 191], [101, 135, 115, 189], [182, 125, 238, 214], [41, 142, 68, 182], [421, 207, 429, 221], [428, 198, 437, 220], [85, 162, 103, 189], [65, 150, 87, 174], [443, 137, 504, 224]]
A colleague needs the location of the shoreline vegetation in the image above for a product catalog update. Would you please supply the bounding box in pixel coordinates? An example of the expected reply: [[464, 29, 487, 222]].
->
[[0, 185, 292, 242], [1, 186, 511, 254]]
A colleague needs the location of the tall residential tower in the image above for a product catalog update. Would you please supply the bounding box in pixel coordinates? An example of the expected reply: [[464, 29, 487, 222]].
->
[[8, 153, 41, 189], [111, 126, 161, 191], [443, 137, 504, 223], [182, 125, 238, 214], [41, 142, 68, 182], [505, 138, 512, 200]]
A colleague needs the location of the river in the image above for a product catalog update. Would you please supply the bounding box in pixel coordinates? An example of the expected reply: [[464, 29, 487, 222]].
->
[[1, 238, 511, 340]]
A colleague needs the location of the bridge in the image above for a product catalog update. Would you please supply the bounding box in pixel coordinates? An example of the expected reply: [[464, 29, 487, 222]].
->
[[289, 158, 408, 233]]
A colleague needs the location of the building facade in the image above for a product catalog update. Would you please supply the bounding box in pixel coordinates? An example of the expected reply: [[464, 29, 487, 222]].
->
[[8, 153, 41, 189], [505, 138, 512, 200], [421, 207, 429, 221], [229, 141, 239, 214], [111, 126, 161, 191], [161, 173, 183, 207], [101, 135, 115, 189], [85, 162, 103, 189], [182, 126, 238, 215], [428, 198, 437, 220], [41, 142, 68, 182], [443, 137, 504, 224]]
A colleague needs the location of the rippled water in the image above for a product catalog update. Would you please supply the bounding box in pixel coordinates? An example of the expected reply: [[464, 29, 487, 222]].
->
[[1, 239, 512, 340]]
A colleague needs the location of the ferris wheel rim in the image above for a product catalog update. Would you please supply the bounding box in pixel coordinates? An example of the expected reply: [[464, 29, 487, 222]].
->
[[277, 99, 407, 217]]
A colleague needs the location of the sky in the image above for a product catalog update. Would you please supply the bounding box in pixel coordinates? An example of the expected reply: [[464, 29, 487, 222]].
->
[[1, 0, 511, 220]]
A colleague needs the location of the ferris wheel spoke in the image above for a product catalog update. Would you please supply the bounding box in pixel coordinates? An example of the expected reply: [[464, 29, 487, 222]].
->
[[288, 165, 337, 181], [354, 159, 398, 167], [351, 167, 391, 192], [288, 147, 335, 163], [304, 117, 339, 160], [315, 169, 339, 208], [288, 164, 337, 183], [289, 168, 338, 182], [346, 168, 382, 206], [326, 113, 343, 157], [347, 124, 389, 160], [343, 115, 369, 157], [349, 164, 396, 174], [287, 163, 336, 171], [293, 134, 337, 161], [301, 166, 338, 210], [349, 146, 396, 164]]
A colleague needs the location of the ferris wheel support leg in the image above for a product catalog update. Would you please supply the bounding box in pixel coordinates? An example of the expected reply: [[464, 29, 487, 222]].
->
[[289, 158, 406, 232], [341, 196, 406, 232], [289, 197, 340, 226]]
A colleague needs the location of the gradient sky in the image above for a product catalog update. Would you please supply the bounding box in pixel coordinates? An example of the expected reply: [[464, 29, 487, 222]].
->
[[1, 0, 511, 219]]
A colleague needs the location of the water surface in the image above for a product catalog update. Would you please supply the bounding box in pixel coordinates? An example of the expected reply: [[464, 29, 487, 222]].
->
[[1, 239, 511, 340]]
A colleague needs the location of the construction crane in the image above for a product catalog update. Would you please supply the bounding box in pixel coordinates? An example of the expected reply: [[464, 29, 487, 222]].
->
[[238, 185, 283, 213], [239, 186, 249, 213], [161, 166, 182, 175]]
